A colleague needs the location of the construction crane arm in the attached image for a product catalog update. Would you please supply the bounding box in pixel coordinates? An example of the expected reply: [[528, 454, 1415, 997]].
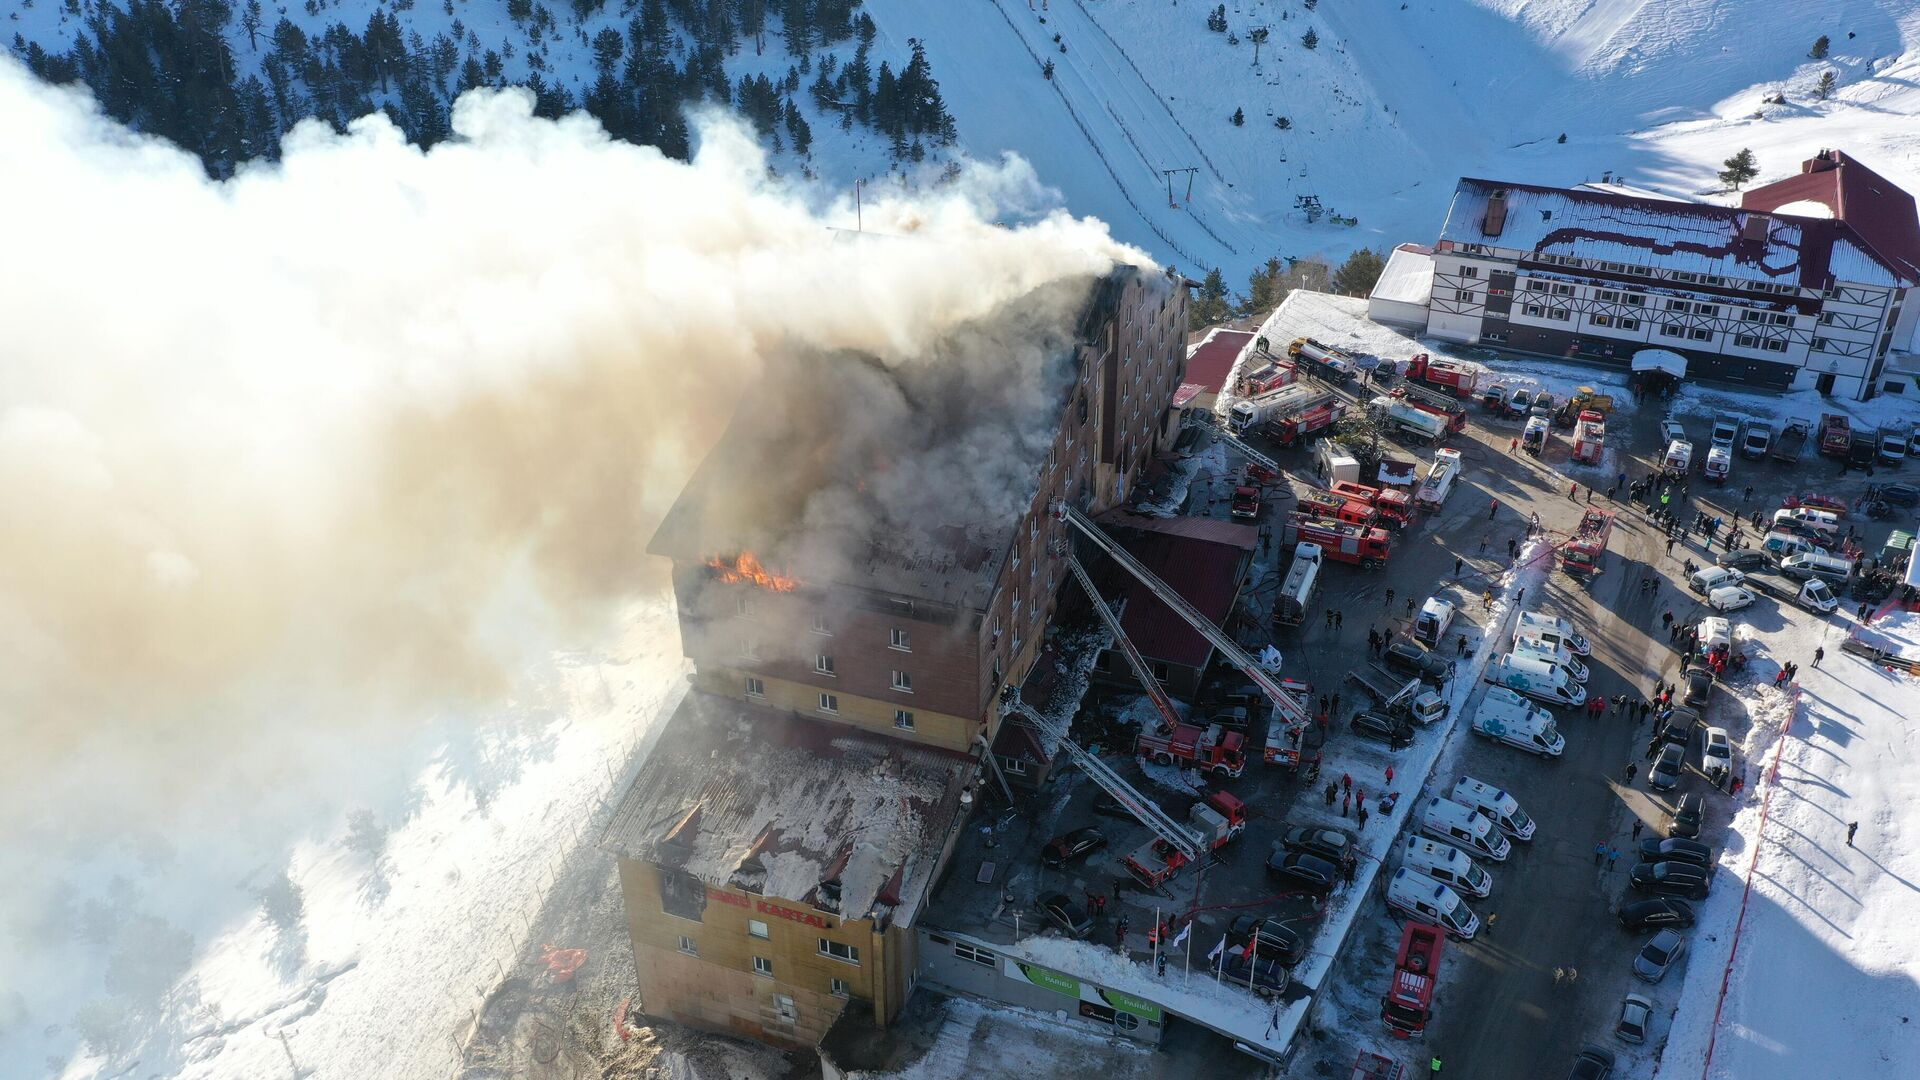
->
[[1184, 410, 1281, 476], [1060, 550, 1185, 732]]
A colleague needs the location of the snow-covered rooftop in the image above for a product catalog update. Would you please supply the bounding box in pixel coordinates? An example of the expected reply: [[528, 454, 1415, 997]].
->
[[1439, 178, 1913, 289], [601, 694, 975, 928], [1371, 245, 1435, 306]]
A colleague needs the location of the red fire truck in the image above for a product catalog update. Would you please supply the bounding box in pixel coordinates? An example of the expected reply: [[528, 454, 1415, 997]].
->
[[1818, 413, 1853, 458], [1231, 485, 1261, 520], [1122, 791, 1248, 887], [1298, 489, 1380, 529], [1135, 722, 1246, 778], [1238, 361, 1297, 397], [1330, 480, 1414, 529], [1388, 385, 1470, 436], [1402, 353, 1481, 397], [1263, 392, 1348, 447], [1561, 508, 1613, 577], [1381, 923, 1445, 1037], [1282, 514, 1393, 570], [1572, 410, 1607, 465]]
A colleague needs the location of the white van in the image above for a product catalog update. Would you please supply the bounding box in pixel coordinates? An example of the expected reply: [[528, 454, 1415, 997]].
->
[[1760, 530, 1825, 560], [1517, 610, 1590, 656], [1386, 868, 1480, 941], [1401, 836, 1493, 898], [1780, 551, 1855, 585], [1413, 598, 1455, 650], [1689, 565, 1746, 594], [1419, 796, 1512, 862], [1772, 507, 1840, 538], [1485, 652, 1587, 708], [1450, 777, 1536, 842], [1471, 687, 1565, 758], [1664, 439, 1693, 476], [1512, 630, 1589, 683]]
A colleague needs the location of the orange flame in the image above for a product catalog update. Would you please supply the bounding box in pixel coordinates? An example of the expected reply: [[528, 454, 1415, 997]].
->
[[707, 551, 800, 593]]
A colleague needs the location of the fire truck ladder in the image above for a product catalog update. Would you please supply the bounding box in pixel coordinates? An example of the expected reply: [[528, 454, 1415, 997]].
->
[[1053, 502, 1311, 742], [1058, 547, 1185, 732], [1184, 410, 1281, 476], [1001, 688, 1203, 862]]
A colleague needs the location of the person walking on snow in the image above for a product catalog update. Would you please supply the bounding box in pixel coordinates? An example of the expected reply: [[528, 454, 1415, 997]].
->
[[1847, 821, 1859, 846], [1569, 481, 1579, 499], [1632, 820, 1645, 840], [1454, 556, 1464, 576], [1489, 498, 1500, 520], [1386, 764, 1396, 785], [1593, 842, 1607, 866], [1626, 763, 1638, 783], [1813, 646, 1825, 668]]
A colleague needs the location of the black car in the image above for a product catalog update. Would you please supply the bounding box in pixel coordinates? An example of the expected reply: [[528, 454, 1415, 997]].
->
[[1659, 706, 1700, 748], [1670, 792, 1705, 839], [1648, 743, 1685, 792], [1349, 710, 1414, 749], [1683, 667, 1713, 709], [1567, 1045, 1615, 1080], [1716, 548, 1771, 570], [1631, 860, 1712, 900], [1221, 945, 1291, 998], [1042, 827, 1108, 868], [1880, 482, 1920, 507], [1280, 826, 1355, 865], [1618, 897, 1696, 931], [1382, 638, 1455, 689], [1040, 893, 1093, 938], [1092, 795, 1137, 822], [1639, 836, 1713, 867], [1265, 850, 1340, 895], [1228, 915, 1307, 966]]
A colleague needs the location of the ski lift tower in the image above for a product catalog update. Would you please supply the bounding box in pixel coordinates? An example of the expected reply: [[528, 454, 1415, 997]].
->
[[1294, 194, 1324, 224], [1163, 167, 1198, 209]]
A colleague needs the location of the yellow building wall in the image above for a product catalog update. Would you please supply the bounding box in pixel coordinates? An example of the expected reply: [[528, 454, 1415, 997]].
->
[[694, 665, 981, 754]]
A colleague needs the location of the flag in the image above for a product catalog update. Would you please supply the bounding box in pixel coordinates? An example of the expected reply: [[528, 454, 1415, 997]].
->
[[1206, 933, 1227, 962], [1171, 921, 1191, 950]]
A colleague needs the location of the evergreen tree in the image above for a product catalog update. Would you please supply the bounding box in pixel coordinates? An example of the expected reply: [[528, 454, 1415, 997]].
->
[[1810, 35, 1829, 59], [1301, 27, 1318, 49], [1243, 257, 1285, 316], [1042, 58, 1054, 80], [1719, 148, 1760, 190], [1190, 268, 1233, 329], [1207, 4, 1226, 32], [1274, 115, 1290, 129], [784, 98, 812, 156], [507, 0, 532, 22], [592, 25, 624, 76], [1816, 70, 1836, 100], [1332, 248, 1387, 295], [241, 0, 262, 50], [874, 60, 898, 134], [1230, 106, 1244, 126]]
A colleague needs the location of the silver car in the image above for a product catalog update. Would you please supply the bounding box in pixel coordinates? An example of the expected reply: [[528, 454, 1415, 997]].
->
[[1616, 992, 1653, 1044], [1634, 928, 1687, 982]]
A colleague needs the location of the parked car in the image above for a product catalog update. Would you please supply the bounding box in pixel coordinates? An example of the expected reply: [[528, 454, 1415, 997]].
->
[[1040, 893, 1093, 938], [1634, 928, 1688, 982], [1638, 836, 1714, 867], [1042, 827, 1109, 868], [1683, 667, 1713, 709], [1716, 548, 1772, 570], [1568, 1045, 1615, 1080], [1616, 992, 1654, 1044], [1228, 914, 1307, 966], [1382, 637, 1456, 688], [1350, 710, 1415, 749], [1671, 792, 1705, 839], [1221, 945, 1291, 998], [1265, 850, 1340, 895], [1879, 482, 1920, 507], [1619, 897, 1696, 931], [1658, 706, 1700, 749], [1649, 743, 1686, 791], [1631, 861, 1712, 900], [1280, 826, 1355, 865], [1702, 727, 1733, 782]]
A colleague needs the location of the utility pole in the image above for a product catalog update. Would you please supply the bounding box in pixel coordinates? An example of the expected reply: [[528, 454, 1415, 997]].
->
[[854, 179, 863, 233]]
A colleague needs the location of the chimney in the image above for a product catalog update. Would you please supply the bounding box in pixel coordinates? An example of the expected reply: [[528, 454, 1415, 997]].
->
[[1482, 189, 1509, 238], [1740, 214, 1770, 245]]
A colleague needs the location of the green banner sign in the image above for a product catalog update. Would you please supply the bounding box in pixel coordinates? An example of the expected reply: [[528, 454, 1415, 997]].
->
[[1012, 962, 1081, 998], [1096, 988, 1163, 1023]]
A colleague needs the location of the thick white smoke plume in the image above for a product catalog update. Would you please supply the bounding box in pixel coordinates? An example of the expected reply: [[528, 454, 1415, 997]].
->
[[0, 55, 1148, 1072]]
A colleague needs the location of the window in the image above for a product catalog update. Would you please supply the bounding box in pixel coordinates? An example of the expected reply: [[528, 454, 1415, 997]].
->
[[753, 956, 774, 977], [1624, 294, 1644, 307], [894, 709, 915, 731], [734, 595, 754, 618], [1619, 318, 1640, 331], [1741, 311, 1763, 323], [745, 676, 765, 697], [1667, 299, 1689, 312], [1813, 336, 1831, 351], [819, 939, 861, 965], [1771, 313, 1792, 326], [1689, 328, 1712, 341], [1661, 323, 1687, 338], [812, 612, 831, 635], [1696, 304, 1718, 317], [1764, 339, 1788, 353], [1597, 289, 1620, 302], [954, 942, 997, 967], [814, 654, 835, 676], [1012, 590, 1021, 619], [660, 869, 707, 922], [1550, 307, 1571, 321], [1674, 271, 1698, 283], [1524, 304, 1545, 318], [678, 935, 699, 956], [774, 994, 797, 1024], [818, 693, 838, 714], [749, 919, 770, 939], [890, 628, 911, 651], [1591, 314, 1613, 327], [1528, 278, 1549, 292], [1552, 284, 1574, 296], [1002, 756, 1028, 776], [891, 670, 913, 693], [1819, 312, 1836, 325], [740, 637, 760, 660], [1456, 289, 1476, 301], [1735, 334, 1759, 349], [1459, 265, 1480, 278], [831, 978, 851, 997]]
